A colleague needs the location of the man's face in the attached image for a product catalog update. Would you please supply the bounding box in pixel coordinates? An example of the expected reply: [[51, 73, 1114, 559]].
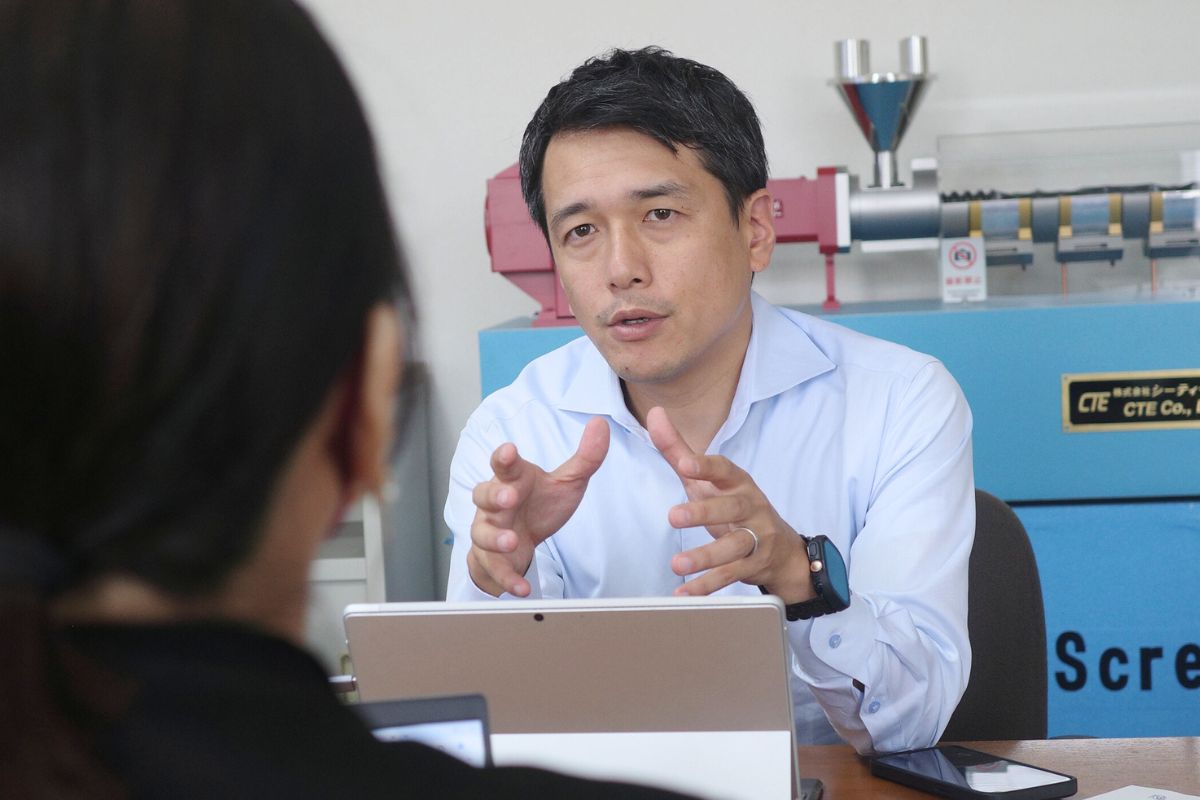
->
[[541, 127, 774, 393]]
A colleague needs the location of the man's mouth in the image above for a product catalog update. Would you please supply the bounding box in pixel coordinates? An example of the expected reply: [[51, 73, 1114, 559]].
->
[[608, 309, 666, 327]]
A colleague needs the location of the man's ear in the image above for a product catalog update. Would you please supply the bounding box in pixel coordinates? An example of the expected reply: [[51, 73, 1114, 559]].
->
[[335, 303, 404, 496], [743, 188, 777, 274]]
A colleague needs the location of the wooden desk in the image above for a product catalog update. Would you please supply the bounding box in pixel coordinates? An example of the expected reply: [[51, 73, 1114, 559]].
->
[[798, 738, 1200, 799]]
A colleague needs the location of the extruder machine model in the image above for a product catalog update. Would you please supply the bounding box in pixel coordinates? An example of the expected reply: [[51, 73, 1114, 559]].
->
[[484, 36, 1200, 323]]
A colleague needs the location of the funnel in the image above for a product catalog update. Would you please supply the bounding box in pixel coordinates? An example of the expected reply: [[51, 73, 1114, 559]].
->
[[832, 36, 932, 189]]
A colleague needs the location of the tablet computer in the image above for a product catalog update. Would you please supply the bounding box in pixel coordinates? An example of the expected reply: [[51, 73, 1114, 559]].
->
[[344, 595, 801, 800], [352, 693, 492, 767]]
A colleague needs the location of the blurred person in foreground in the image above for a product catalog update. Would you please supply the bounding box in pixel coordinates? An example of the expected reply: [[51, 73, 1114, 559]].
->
[[0, 2, 688, 797]]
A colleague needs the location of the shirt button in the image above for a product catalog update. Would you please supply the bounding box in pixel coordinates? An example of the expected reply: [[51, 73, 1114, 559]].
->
[[828, 634, 842, 649], [868, 700, 881, 714]]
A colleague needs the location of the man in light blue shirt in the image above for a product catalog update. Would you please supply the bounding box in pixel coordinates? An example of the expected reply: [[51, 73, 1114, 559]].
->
[[445, 47, 974, 754]]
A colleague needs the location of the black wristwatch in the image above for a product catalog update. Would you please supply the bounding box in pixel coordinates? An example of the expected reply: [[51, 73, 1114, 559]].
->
[[761, 534, 851, 621]]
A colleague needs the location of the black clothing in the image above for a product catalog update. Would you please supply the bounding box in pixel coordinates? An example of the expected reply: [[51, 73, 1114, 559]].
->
[[64, 622, 690, 799]]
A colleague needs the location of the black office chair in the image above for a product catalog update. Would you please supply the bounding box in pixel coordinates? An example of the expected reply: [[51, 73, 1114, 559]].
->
[[940, 489, 1048, 741]]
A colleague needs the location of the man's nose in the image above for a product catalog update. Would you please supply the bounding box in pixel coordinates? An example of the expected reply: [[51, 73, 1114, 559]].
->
[[605, 227, 650, 289]]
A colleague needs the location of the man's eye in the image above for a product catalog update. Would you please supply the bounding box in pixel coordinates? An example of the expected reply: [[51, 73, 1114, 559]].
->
[[567, 223, 595, 241], [646, 208, 674, 221]]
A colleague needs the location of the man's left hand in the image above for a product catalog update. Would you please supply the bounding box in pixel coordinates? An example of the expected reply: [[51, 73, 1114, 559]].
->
[[646, 406, 815, 603]]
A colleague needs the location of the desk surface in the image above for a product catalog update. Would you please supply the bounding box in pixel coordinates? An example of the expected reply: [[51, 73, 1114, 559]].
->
[[799, 738, 1200, 799]]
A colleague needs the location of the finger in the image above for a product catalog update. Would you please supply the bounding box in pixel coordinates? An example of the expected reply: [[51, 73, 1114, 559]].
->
[[471, 478, 521, 513], [673, 564, 743, 597], [552, 416, 610, 482], [646, 406, 699, 478], [470, 517, 520, 555], [488, 557, 532, 597], [671, 450, 747, 490], [670, 528, 758, 576], [469, 548, 531, 597], [667, 493, 753, 532], [489, 441, 526, 483]]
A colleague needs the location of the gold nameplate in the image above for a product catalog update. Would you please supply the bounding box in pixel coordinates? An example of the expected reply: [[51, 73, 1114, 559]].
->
[[1063, 369, 1200, 432]]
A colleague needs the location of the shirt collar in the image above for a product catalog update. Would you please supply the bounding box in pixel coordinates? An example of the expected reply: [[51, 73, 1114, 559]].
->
[[739, 290, 835, 404], [558, 338, 633, 422], [557, 291, 835, 423]]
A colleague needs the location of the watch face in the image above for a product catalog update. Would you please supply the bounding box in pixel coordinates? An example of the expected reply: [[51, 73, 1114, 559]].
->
[[820, 538, 851, 609]]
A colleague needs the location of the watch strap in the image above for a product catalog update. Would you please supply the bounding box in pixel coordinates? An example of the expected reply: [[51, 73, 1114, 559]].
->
[[759, 535, 849, 621]]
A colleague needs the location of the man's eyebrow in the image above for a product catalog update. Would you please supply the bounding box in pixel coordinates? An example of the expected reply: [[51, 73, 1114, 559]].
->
[[548, 201, 590, 233], [630, 181, 689, 202]]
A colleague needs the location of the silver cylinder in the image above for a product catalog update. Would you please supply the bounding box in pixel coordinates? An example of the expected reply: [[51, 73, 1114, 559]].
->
[[834, 39, 870, 80], [849, 166, 942, 240], [874, 151, 899, 189], [899, 35, 927, 76]]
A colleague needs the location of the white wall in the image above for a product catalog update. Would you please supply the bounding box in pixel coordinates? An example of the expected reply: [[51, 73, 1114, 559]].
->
[[299, 0, 1200, 595]]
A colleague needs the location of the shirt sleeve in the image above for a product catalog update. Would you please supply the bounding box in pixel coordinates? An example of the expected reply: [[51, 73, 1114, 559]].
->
[[444, 414, 564, 602], [787, 360, 974, 755]]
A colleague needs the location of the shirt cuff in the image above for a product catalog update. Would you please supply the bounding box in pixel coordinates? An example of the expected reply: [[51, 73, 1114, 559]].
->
[[787, 591, 875, 687]]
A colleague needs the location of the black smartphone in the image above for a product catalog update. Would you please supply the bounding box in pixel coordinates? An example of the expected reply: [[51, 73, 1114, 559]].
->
[[869, 745, 1077, 800]]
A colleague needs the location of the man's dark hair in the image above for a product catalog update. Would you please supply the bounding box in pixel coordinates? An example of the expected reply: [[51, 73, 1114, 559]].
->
[[0, 0, 405, 795], [518, 46, 769, 236]]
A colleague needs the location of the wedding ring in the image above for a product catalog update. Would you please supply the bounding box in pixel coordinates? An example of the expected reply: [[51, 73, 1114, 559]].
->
[[732, 526, 759, 558]]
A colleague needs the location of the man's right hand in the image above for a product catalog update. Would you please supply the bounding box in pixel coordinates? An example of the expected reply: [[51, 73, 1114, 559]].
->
[[466, 416, 610, 597]]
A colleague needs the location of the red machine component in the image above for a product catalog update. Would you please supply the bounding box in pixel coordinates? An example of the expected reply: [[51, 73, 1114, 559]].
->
[[766, 168, 843, 250], [769, 168, 850, 310], [484, 165, 560, 324], [484, 163, 848, 325]]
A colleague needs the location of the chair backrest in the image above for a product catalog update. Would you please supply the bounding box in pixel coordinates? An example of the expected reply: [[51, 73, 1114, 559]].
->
[[941, 489, 1048, 741]]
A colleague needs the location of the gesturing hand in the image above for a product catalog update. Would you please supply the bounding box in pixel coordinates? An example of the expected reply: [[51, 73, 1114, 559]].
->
[[466, 416, 610, 597], [646, 406, 813, 602]]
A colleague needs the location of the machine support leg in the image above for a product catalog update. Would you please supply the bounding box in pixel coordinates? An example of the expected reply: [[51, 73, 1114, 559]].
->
[[823, 252, 841, 311]]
